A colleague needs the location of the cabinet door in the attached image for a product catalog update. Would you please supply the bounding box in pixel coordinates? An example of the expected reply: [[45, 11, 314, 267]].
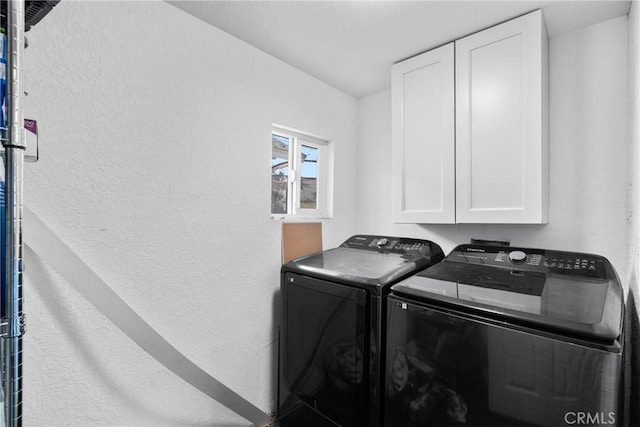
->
[[455, 10, 548, 223], [392, 43, 455, 224]]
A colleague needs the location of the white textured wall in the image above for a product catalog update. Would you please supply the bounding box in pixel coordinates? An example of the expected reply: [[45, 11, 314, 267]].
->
[[22, 1, 357, 425], [627, 1, 639, 296], [357, 16, 630, 285], [625, 3, 639, 426]]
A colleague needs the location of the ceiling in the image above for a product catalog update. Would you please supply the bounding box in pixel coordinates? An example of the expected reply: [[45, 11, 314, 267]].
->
[[169, 1, 631, 99]]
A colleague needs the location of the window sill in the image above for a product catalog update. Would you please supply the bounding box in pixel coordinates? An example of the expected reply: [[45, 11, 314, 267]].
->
[[271, 214, 331, 221]]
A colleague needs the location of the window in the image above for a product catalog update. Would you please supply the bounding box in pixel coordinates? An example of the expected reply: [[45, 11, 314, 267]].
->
[[271, 126, 333, 219]]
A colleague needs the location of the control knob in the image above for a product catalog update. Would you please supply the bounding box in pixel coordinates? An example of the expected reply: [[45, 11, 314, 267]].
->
[[509, 250, 527, 263], [376, 238, 388, 247]]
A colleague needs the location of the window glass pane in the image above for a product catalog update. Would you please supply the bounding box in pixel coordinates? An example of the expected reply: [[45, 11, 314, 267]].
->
[[272, 134, 290, 214], [300, 144, 318, 210]]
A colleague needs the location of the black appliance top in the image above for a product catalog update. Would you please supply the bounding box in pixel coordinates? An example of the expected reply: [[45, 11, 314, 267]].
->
[[281, 235, 444, 294], [391, 244, 624, 342]]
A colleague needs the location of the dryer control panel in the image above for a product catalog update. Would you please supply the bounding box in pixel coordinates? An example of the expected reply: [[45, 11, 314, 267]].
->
[[449, 244, 607, 279]]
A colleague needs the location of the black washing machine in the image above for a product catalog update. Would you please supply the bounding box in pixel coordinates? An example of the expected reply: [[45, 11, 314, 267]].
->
[[385, 244, 624, 427], [278, 235, 445, 427]]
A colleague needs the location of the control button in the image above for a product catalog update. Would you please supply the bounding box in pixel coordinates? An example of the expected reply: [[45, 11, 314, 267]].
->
[[376, 238, 388, 247], [509, 250, 527, 263]]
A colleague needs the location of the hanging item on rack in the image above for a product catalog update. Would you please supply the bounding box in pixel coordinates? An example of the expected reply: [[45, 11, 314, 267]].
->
[[0, 28, 5, 134], [0, 118, 38, 162], [0, 1, 60, 32], [0, 27, 37, 162]]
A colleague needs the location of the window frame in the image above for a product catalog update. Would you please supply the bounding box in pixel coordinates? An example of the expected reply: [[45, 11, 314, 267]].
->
[[271, 125, 333, 220]]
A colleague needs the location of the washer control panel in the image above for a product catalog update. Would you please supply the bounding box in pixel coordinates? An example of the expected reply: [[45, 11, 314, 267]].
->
[[449, 244, 607, 279], [341, 235, 437, 256]]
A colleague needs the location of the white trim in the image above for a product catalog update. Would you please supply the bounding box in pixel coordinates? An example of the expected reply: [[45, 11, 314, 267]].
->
[[272, 123, 328, 143]]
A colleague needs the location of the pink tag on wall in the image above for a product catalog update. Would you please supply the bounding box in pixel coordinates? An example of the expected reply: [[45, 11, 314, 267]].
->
[[23, 118, 38, 162], [24, 118, 37, 135]]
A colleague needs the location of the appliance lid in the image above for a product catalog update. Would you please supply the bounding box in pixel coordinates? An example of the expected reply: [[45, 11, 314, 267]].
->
[[391, 244, 624, 342], [282, 235, 444, 291]]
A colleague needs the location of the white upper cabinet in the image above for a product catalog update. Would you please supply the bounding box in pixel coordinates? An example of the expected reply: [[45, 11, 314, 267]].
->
[[456, 10, 549, 223], [391, 10, 548, 224], [391, 43, 455, 223]]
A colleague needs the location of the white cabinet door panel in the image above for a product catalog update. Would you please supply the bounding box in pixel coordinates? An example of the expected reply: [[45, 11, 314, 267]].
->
[[468, 33, 524, 210], [392, 43, 455, 223], [456, 10, 548, 223]]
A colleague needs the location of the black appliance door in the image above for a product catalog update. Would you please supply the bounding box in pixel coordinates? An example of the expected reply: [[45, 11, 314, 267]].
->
[[282, 272, 368, 426], [385, 296, 622, 427]]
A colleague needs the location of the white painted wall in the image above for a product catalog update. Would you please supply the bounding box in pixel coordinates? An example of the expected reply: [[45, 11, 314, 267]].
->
[[21, 1, 357, 425], [357, 15, 630, 286]]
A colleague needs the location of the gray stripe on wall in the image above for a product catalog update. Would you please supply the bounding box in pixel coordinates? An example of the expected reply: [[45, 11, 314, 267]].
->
[[23, 206, 272, 426]]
